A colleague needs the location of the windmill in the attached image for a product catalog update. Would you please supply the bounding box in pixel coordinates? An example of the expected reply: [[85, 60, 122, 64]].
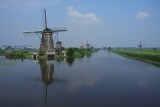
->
[[86, 40, 90, 49], [24, 9, 67, 58], [138, 41, 144, 50]]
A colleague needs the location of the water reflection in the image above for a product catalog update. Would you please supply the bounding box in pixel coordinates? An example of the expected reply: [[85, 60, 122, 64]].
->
[[39, 59, 54, 85], [38, 59, 67, 102], [86, 53, 92, 58], [1, 50, 160, 107], [67, 70, 102, 92], [66, 57, 75, 66], [39, 59, 54, 102]]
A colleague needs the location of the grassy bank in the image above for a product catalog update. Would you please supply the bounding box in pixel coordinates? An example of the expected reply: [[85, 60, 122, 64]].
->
[[0, 48, 94, 59], [112, 49, 160, 67], [0, 50, 33, 59], [67, 48, 93, 58]]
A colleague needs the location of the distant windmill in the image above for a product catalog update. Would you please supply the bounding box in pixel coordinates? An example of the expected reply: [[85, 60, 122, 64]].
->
[[86, 40, 90, 49], [24, 9, 67, 58], [138, 41, 144, 50]]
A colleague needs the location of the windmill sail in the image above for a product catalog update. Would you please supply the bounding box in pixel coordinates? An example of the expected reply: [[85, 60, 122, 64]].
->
[[23, 31, 43, 34], [51, 27, 67, 32], [44, 9, 48, 29]]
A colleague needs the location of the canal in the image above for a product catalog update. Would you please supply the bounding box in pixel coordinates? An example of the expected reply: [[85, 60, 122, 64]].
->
[[0, 50, 160, 107]]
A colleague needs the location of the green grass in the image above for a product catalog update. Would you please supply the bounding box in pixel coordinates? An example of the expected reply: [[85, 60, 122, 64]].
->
[[1, 50, 33, 59], [112, 49, 160, 67]]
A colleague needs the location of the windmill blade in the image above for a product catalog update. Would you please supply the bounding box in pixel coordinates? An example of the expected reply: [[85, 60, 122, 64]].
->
[[54, 32, 58, 41], [44, 9, 48, 29], [53, 79, 67, 83], [24, 76, 42, 82], [51, 27, 67, 33], [23, 31, 43, 34]]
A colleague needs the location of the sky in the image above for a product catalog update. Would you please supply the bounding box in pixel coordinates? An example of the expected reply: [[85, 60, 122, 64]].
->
[[0, 0, 160, 48]]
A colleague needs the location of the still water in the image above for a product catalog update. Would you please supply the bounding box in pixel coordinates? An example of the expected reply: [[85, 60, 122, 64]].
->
[[0, 50, 160, 107]]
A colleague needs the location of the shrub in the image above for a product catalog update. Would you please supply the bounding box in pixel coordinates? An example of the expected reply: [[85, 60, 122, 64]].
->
[[67, 48, 75, 57], [39, 50, 45, 56]]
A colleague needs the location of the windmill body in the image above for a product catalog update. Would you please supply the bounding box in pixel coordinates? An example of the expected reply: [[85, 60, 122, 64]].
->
[[24, 9, 67, 59], [138, 41, 144, 50], [41, 28, 54, 52]]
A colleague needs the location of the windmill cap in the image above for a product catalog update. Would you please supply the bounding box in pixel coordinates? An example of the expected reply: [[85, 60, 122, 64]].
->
[[43, 28, 52, 32], [56, 41, 62, 44]]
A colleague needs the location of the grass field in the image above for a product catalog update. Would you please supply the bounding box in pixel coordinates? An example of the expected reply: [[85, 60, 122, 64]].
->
[[112, 49, 160, 67]]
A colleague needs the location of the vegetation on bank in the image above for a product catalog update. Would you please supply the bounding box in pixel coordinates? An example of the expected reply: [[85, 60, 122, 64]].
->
[[0, 47, 95, 59], [67, 48, 93, 58], [0, 50, 32, 59], [0, 50, 5, 56], [112, 49, 160, 66]]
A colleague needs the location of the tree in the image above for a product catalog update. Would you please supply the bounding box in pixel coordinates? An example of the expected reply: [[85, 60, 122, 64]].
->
[[108, 47, 112, 50], [5, 46, 13, 50], [67, 48, 75, 57]]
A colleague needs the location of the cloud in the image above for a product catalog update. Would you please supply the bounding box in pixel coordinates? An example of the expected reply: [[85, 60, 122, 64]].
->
[[66, 6, 101, 25], [136, 11, 150, 20]]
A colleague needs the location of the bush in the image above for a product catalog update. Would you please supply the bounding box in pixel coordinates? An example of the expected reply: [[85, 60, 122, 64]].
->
[[39, 50, 45, 56], [67, 48, 75, 57]]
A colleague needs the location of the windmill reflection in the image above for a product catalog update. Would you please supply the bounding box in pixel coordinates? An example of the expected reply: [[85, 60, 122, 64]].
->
[[39, 59, 54, 102], [39, 59, 67, 102], [39, 59, 54, 85]]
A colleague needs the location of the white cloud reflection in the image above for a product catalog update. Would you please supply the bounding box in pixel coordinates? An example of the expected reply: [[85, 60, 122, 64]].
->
[[66, 69, 102, 92]]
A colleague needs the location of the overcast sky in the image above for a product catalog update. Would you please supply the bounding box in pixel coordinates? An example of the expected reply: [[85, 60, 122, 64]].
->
[[0, 0, 160, 48]]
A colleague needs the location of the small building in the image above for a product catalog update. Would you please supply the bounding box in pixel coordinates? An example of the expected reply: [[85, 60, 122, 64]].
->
[[62, 50, 67, 57], [30, 52, 38, 60], [56, 41, 62, 49]]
